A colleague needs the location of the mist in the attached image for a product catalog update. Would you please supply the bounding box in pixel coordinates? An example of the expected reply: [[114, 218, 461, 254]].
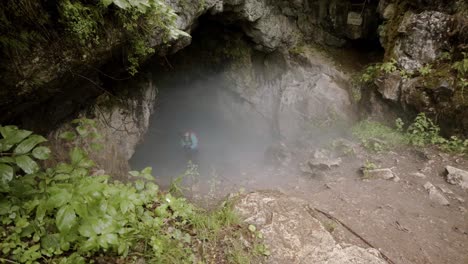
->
[[129, 18, 355, 198], [130, 70, 276, 193]]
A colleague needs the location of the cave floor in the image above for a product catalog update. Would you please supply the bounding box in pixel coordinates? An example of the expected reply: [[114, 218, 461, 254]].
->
[[182, 141, 468, 264]]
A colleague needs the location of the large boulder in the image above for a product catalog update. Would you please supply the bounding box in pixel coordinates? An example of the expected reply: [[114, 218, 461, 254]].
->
[[446, 166, 468, 189], [392, 11, 452, 73], [234, 191, 388, 264], [48, 77, 156, 179], [224, 46, 355, 142]]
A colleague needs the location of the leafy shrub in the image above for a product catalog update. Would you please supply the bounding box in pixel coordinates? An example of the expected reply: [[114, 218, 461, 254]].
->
[[0, 123, 264, 263], [352, 113, 468, 154], [60, 0, 103, 45], [452, 52, 468, 76], [406, 113, 445, 146], [351, 120, 407, 152], [418, 64, 433, 76]]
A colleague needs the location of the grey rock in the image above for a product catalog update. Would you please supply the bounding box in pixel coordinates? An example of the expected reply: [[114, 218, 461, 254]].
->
[[49, 78, 156, 179], [225, 47, 355, 142], [365, 168, 397, 181], [392, 11, 452, 72], [446, 166, 468, 189], [436, 184, 454, 195], [410, 172, 427, 179], [308, 149, 342, 170], [234, 191, 388, 264], [423, 182, 450, 206], [382, 4, 396, 20], [375, 73, 402, 102]]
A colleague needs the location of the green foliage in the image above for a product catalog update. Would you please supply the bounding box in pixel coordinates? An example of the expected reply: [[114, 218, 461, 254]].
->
[[418, 64, 433, 76], [351, 120, 407, 152], [352, 113, 468, 154], [358, 64, 379, 84], [361, 160, 378, 179], [2, 0, 185, 75], [358, 59, 399, 84], [406, 113, 445, 146], [452, 52, 468, 76], [379, 59, 398, 74], [0, 124, 263, 263], [59, 0, 103, 45]]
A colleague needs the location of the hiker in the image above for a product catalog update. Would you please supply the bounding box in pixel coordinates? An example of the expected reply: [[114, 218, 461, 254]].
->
[[181, 131, 199, 162]]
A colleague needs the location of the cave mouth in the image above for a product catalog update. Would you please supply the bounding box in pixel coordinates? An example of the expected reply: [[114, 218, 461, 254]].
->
[[130, 18, 279, 194], [128, 14, 383, 197]]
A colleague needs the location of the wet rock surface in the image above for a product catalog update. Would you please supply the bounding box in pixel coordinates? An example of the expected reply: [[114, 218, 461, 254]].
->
[[446, 165, 468, 189], [234, 191, 387, 264], [423, 182, 450, 206], [49, 78, 156, 179], [308, 149, 342, 170], [392, 11, 452, 73]]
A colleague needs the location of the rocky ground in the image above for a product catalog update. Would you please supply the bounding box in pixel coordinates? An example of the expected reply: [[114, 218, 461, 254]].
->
[[186, 139, 468, 264]]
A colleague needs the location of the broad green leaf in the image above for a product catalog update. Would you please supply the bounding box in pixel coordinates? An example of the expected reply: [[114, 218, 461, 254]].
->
[[59, 253, 86, 264], [55, 163, 74, 174], [59, 131, 77, 141], [142, 167, 152, 175], [113, 0, 130, 9], [0, 127, 32, 151], [15, 155, 39, 174], [70, 147, 86, 166], [128, 171, 140, 177], [78, 223, 96, 237], [0, 125, 18, 138], [0, 199, 11, 215], [99, 233, 118, 248], [54, 173, 71, 181], [76, 125, 89, 137], [72, 201, 88, 218], [135, 180, 145, 191], [41, 234, 61, 252], [32, 146, 51, 160], [0, 164, 13, 183], [36, 203, 46, 221], [101, 0, 114, 7], [56, 205, 76, 233], [0, 126, 32, 142], [14, 135, 47, 155], [0, 157, 15, 164], [78, 158, 95, 169], [120, 200, 131, 214], [47, 187, 73, 209]]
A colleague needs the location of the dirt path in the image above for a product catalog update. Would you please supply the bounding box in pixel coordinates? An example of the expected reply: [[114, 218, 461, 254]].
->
[[188, 142, 468, 264]]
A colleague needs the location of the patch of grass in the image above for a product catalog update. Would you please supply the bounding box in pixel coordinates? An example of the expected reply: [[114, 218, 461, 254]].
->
[[361, 160, 378, 179], [352, 113, 468, 154], [351, 120, 407, 152]]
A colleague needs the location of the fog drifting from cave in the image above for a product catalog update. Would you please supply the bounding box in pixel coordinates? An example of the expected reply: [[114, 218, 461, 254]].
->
[[130, 69, 275, 192]]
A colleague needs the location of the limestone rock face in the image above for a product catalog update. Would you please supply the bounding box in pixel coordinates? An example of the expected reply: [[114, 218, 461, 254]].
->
[[374, 73, 402, 102], [49, 78, 156, 179], [224, 47, 355, 141], [2, 0, 377, 125], [446, 166, 468, 189], [234, 191, 388, 264], [392, 11, 452, 73]]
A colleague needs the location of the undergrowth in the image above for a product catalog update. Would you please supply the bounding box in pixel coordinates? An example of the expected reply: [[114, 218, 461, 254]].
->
[[352, 113, 468, 154], [1, 0, 188, 76], [0, 120, 266, 263]]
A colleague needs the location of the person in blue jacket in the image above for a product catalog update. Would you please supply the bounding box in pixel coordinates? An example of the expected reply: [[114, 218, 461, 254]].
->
[[181, 131, 198, 162]]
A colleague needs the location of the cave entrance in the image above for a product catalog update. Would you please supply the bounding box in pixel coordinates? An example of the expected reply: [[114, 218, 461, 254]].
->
[[129, 17, 277, 195]]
